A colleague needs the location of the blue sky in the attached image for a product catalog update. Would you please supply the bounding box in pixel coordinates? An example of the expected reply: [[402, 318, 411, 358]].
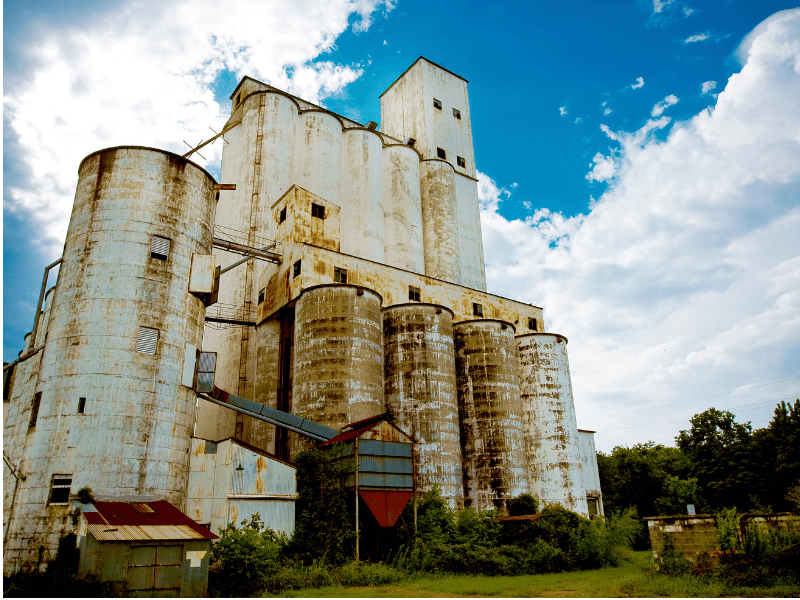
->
[[4, 0, 800, 451]]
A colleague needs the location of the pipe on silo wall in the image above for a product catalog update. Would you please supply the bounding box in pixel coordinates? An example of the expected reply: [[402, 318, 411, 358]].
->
[[341, 129, 385, 263], [420, 160, 459, 283], [3, 147, 217, 565], [291, 284, 384, 457], [454, 320, 528, 513], [383, 304, 463, 508], [383, 145, 425, 274], [295, 111, 343, 208], [517, 334, 588, 516]]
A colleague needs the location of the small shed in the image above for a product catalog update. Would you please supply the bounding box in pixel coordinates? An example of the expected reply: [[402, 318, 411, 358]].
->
[[319, 414, 414, 559], [76, 499, 217, 597]]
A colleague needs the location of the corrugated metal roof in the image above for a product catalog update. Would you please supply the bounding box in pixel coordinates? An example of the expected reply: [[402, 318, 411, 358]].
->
[[319, 414, 411, 447], [84, 500, 217, 541]]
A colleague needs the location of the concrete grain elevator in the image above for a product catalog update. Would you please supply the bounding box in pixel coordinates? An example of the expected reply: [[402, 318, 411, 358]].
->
[[3, 57, 602, 572]]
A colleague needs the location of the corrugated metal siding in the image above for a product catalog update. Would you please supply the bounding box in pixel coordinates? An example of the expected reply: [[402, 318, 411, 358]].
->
[[88, 524, 207, 541]]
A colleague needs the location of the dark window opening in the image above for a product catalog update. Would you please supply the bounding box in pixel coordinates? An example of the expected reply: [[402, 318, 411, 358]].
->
[[150, 236, 170, 260], [437, 147, 446, 160], [409, 286, 421, 302], [453, 108, 461, 119], [334, 267, 347, 284], [528, 317, 538, 331], [473, 303, 483, 317], [258, 288, 265, 304], [293, 260, 301, 278], [78, 397, 86, 414], [48, 474, 72, 505], [28, 391, 42, 430], [433, 98, 442, 110], [311, 203, 325, 219], [457, 156, 466, 168], [235, 93, 241, 107], [279, 207, 287, 224]]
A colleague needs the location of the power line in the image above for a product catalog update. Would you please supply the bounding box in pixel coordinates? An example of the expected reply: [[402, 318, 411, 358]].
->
[[588, 377, 800, 422], [593, 395, 796, 437]]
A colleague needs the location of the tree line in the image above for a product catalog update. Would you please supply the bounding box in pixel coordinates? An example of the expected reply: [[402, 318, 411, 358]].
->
[[597, 399, 800, 519]]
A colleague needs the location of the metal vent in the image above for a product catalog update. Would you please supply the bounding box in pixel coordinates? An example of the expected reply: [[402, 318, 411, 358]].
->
[[28, 391, 42, 430], [136, 327, 159, 354], [198, 352, 216, 373], [150, 236, 170, 260]]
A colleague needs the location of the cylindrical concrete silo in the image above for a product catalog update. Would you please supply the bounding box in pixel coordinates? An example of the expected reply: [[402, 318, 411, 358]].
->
[[383, 304, 462, 508], [517, 334, 588, 515], [420, 159, 459, 283], [383, 145, 425, 274], [295, 111, 343, 207], [3, 147, 216, 564], [291, 284, 384, 456], [454, 320, 528, 513], [341, 129, 385, 262]]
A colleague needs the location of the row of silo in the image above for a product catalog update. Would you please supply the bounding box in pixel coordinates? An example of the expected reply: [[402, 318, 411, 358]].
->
[[225, 91, 465, 281], [3, 147, 217, 564], [281, 283, 587, 514]]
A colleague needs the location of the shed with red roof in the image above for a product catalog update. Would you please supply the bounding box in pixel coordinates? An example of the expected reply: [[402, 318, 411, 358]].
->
[[76, 499, 217, 597]]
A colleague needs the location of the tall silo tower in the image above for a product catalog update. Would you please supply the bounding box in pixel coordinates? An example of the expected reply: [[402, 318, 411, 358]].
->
[[2, 147, 217, 566]]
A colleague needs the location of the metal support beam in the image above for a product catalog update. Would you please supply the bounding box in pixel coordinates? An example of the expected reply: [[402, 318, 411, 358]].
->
[[204, 317, 256, 327], [182, 121, 241, 159], [30, 258, 62, 348], [212, 238, 282, 264], [3, 345, 45, 372], [219, 242, 278, 275]]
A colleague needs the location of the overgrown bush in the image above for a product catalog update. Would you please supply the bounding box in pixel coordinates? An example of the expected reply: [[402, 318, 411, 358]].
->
[[285, 447, 355, 566], [208, 514, 288, 596], [508, 493, 539, 516]]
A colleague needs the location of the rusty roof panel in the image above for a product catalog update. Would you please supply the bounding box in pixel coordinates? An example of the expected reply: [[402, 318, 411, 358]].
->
[[84, 500, 217, 540], [87, 524, 210, 542]]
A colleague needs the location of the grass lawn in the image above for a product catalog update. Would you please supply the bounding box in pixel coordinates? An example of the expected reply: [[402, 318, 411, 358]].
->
[[271, 552, 800, 598]]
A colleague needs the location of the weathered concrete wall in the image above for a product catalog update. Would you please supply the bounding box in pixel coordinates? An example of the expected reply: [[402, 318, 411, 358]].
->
[[3, 147, 216, 568], [647, 513, 800, 562], [383, 304, 463, 508], [257, 242, 543, 333], [341, 129, 385, 263], [420, 160, 460, 283], [454, 174, 486, 291], [578, 430, 604, 515], [455, 320, 528, 513], [517, 334, 588, 515], [382, 145, 425, 273], [186, 438, 296, 537], [291, 285, 385, 457]]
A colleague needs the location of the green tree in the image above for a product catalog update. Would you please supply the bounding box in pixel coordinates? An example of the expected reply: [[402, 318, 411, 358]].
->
[[653, 475, 700, 515], [597, 442, 686, 517], [677, 408, 758, 511], [759, 400, 800, 511], [288, 447, 355, 565], [209, 514, 287, 596]]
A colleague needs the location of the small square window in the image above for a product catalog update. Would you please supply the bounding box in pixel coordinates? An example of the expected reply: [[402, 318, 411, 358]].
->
[[528, 317, 538, 331], [136, 326, 159, 354], [311, 203, 325, 219], [293, 260, 301, 278], [409, 286, 421, 302], [334, 267, 348, 284], [279, 207, 287, 224], [235, 93, 241, 107], [48, 474, 72, 505], [437, 147, 446, 160], [28, 391, 42, 430], [433, 98, 442, 110], [473, 303, 483, 317], [78, 397, 86, 414], [258, 288, 266, 304], [457, 156, 466, 168], [150, 236, 170, 260], [453, 108, 461, 119]]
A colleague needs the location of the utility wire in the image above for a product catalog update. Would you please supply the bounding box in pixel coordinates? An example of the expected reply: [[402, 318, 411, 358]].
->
[[588, 376, 800, 422]]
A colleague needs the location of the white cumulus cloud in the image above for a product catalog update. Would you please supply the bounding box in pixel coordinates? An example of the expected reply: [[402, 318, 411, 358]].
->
[[4, 0, 393, 255], [560, 106, 568, 116], [701, 80, 717, 94], [479, 9, 800, 449], [631, 77, 645, 89], [651, 94, 679, 116], [684, 32, 711, 43]]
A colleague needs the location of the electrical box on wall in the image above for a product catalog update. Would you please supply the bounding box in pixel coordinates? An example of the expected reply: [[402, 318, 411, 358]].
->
[[189, 254, 220, 306]]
